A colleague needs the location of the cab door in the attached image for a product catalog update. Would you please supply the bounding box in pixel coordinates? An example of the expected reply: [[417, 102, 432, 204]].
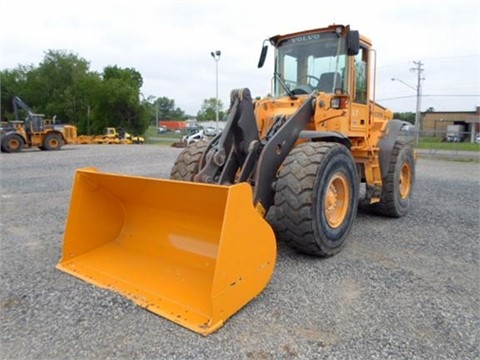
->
[[350, 46, 370, 134]]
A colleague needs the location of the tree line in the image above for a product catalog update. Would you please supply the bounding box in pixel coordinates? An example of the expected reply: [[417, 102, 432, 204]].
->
[[1, 50, 225, 135]]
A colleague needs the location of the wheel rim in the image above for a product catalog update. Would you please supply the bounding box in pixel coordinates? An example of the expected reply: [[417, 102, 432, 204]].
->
[[49, 139, 59, 147], [399, 161, 412, 199], [324, 173, 350, 228], [9, 139, 21, 150]]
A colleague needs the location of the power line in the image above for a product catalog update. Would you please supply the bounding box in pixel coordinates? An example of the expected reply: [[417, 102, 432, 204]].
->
[[377, 54, 478, 71], [378, 94, 480, 101]]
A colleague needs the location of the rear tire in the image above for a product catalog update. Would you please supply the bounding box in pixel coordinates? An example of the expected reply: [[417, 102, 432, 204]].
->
[[170, 140, 209, 181], [370, 142, 415, 217], [272, 142, 359, 256], [1, 134, 24, 153], [43, 133, 62, 150]]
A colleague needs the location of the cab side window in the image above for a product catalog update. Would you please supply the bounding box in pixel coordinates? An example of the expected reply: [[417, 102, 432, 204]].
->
[[354, 48, 368, 104]]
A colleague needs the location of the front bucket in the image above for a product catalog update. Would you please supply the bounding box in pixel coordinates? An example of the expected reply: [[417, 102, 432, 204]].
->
[[56, 168, 276, 335]]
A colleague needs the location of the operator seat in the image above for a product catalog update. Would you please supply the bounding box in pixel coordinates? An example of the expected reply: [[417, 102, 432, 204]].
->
[[317, 72, 342, 93]]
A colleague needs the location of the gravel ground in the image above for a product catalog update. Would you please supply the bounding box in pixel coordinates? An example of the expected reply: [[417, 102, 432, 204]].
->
[[0, 144, 479, 360]]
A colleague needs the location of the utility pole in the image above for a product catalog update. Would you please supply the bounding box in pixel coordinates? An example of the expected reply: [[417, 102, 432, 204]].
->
[[211, 50, 221, 130], [411, 60, 425, 146]]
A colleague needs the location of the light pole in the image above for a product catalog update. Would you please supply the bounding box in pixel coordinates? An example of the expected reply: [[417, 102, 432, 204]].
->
[[391, 61, 424, 146], [211, 50, 221, 130]]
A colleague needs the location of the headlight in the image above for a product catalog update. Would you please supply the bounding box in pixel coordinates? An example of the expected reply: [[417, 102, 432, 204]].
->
[[331, 97, 347, 109]]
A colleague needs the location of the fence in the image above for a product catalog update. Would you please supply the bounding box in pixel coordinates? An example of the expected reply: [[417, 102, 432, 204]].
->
[[415, 130, 480, 160]]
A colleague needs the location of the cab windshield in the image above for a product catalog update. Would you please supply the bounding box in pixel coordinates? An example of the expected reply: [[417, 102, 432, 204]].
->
[[273, 32, 348, 97]]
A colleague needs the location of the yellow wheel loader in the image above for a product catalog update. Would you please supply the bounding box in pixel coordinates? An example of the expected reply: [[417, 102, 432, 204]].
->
[[57, 24, 416, 335], [1, 96, 70, 153]]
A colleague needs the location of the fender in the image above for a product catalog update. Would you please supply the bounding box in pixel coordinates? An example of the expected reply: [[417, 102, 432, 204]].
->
[[1, 130, 27, 144], [299, 130, 352, 149]]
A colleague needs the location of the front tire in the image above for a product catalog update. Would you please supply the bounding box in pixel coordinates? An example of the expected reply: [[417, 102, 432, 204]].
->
[[1, 134, 24, 153], [272, 142, 359, 256], [170, 140, 209, 181]]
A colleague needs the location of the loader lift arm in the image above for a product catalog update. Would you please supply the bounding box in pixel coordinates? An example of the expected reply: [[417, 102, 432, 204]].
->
[[11, 96, 46, 132], [194, 88, 315, 215], [12, 96, 36, 119]]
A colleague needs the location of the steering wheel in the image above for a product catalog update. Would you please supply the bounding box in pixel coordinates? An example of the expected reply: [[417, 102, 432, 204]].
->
[[300, 75, 321, 88], [290, 75, 321, 95]]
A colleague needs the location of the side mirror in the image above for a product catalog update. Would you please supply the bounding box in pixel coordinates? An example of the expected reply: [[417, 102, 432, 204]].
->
[[347, 30, 360, 56], [257, 40, 269, 68]]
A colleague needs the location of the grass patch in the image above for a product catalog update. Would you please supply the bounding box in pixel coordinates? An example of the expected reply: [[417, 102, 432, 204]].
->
[[143, 126, 183, 145], [417, 137, 480, 152]]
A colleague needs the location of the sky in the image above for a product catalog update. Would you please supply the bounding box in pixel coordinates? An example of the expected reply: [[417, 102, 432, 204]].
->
[[1, 0, 479, 117]]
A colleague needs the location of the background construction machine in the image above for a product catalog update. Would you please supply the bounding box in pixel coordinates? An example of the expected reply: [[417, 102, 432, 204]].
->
[[57, 24, 416, 335], [102, 127, 145, 144], [0, 96, 72, 153], [72, 127, 145, 144]]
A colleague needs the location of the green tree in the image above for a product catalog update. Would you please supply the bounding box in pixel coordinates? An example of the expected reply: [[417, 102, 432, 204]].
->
[[1, 51, 169, 136], [32, 50, 95, 122], [0, 50, 99, 127], [66, 73, 101, 134], [152, 96, 185, 122], [393, 112, 415, 124], [197, 98, 225, 121], [90, 66, 149, 135], [1, 65, 36, 120], [103, 65, 143, 88]]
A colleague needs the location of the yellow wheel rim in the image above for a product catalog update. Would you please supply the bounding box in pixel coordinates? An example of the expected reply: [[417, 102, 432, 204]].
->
[[324, 173, 350, 228], [49, 139, 59, 147], [399, 161, 412, 199], [10, 139, 21, 150]]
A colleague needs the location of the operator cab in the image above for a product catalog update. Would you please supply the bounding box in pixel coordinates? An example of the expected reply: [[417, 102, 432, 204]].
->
[[258, 25, 359, 98]]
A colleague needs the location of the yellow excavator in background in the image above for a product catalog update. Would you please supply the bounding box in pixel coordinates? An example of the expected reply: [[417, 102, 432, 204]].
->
[[57, 24, 416, 335]]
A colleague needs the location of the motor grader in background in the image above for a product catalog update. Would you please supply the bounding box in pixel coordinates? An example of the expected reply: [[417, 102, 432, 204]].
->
[[0, 96, 73, 153], [57, 24, 416, 336]]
